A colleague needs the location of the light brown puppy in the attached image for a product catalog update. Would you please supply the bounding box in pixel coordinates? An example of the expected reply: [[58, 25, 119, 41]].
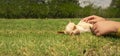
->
[[58, 21, 93, 35]]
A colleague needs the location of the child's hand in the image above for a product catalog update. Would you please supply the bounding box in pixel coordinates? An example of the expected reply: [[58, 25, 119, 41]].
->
[[92, 21, 120, 36]]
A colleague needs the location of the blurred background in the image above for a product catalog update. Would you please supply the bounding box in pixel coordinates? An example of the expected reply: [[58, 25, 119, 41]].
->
[[0, 0, 120, 18]]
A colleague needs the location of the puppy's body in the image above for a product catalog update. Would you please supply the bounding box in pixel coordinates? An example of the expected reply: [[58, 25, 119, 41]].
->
[[77, 21, 93, 33], [63, 21, 93, 35]]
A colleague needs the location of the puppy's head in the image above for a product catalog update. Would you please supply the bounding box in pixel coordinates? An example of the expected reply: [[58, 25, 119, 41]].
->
[[72, 27, 80, 35], [64, 22, 76, 35], [58, 22, 77, 35]]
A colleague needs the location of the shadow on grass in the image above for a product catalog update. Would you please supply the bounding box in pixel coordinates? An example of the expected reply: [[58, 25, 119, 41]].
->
[[103, 33, 120, 38]]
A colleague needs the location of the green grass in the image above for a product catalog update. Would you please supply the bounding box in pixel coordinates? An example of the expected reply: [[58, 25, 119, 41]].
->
[[0, 18, 120, 56]]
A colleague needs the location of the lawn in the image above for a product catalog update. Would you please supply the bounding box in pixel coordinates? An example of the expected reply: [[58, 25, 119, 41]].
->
[[0, 18, 120, 56]]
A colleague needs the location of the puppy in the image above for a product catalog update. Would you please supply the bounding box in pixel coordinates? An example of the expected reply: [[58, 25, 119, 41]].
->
[[58, 20, 93, 35]]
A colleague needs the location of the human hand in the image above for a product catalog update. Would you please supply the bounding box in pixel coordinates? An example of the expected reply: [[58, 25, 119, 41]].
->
[[82, 15, 106, 24], [92, 21, 120, 36]]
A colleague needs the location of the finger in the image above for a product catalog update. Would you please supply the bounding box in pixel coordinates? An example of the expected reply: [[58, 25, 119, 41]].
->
[[94, 29, 99, 34], [82, 17, 93, 22], [92, 26, 98, 34], [91, 24, 97, 34], [82, 16, 94, 22], [92, 24, 97, 30], [88, 20, 96, 24]]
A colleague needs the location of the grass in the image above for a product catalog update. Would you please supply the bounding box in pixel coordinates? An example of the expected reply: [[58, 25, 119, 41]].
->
[[0, 18, 120, 56]]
